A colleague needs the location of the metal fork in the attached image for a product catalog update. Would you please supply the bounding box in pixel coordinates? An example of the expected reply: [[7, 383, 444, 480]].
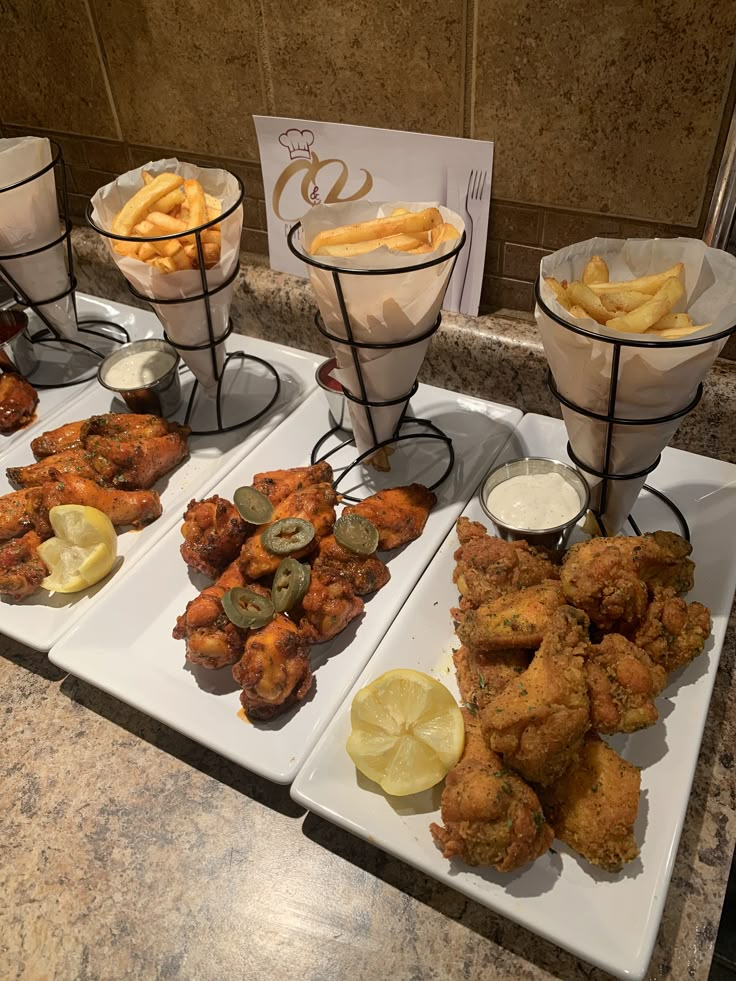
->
[[459, 169, 489, 313]]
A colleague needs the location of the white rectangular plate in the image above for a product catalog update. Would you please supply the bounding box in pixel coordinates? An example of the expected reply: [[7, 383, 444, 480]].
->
[[291, 412, 736, 981], [49, 387, 522, 782], [2, 296, 320, 650]]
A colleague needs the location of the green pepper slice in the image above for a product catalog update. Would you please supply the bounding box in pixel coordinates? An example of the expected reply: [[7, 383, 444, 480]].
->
[[222, 587, 274, 629], [261, 517, 315, 555], [233, 486, 274, 525], [333, 514, 379, 555], [272, 557, 311, 613]]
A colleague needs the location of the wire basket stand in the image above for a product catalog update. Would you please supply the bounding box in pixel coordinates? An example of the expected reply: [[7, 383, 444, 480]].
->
[[86, 172, 280, 435], [535, 277, 736, 542], [0, 139, 128, 388], [288, 222, 465, 500]]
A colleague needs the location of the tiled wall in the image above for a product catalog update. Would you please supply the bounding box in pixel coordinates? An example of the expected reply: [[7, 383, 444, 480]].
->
[[2, 0, 736, 332]]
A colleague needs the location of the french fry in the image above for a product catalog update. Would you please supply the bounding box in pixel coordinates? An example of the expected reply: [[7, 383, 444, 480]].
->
[[647, 312, 693, 332], [309, 207, 443, 254], [144, 212, 187, 234], [600, 290, 651, 314], [582, 255, 609, 286], [544, 277, 571, 310], [205, 193, 221, 217], [317, 232, 428, 258], [390, 208, 409, 216], [568, 304, 590, 319], [605, 277, 685, 334], [567, 281, 612, 325], [137, 242, 157, 261], [184, 178, 207, 228], [150, 187, 185, 215], [589, 262, 684, 296], [113, 239, 140, 257], [141, 171, 154, 186], [151, 256, 177, 274], [656, 324, 707, 339], [112, 172, 184, 235], [183, 241, 220, 268]]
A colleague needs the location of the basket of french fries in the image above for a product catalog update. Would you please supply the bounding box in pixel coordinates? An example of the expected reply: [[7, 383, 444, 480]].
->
[[89, 159, 244, 396], [289, 201, 465, 468], [536, 237, 736, 533]]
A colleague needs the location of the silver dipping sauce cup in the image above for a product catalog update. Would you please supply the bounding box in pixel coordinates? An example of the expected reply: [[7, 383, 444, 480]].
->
[[0, 308, 38, 377], [98, 338, 181, 417], [479, 457, 590, 549], [315, 357, 352, 431]]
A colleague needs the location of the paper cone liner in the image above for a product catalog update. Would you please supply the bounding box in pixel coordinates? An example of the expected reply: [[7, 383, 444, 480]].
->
[[299, 201, 465, 459], [536, 237, 736, 533], [91, 159, 243, 397], [0, 136, 78, 339]]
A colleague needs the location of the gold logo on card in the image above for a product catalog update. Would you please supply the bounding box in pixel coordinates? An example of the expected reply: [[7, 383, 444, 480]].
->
[[273, 136, 373, 221]]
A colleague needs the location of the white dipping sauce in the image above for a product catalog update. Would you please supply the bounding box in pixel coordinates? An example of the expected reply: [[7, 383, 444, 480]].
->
[[104, 350, 176, 389], [485, 471, 581, 530]]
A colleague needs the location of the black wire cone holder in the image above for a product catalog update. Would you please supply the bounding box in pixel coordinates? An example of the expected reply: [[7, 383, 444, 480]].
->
[[288, 220, 465, 500], [86, 171, 279, 435], [0, 139, 128, 388], [534, 276, 736, 541]]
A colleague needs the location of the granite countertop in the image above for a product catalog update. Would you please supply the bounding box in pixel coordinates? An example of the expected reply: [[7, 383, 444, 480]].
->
[[2, 231, 735, 981]]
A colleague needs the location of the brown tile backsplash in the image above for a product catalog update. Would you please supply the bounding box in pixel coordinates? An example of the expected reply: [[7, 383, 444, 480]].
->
[[480, 275, 534, 316], [489, 202, 541, 247], [502, 243, 551, 282]]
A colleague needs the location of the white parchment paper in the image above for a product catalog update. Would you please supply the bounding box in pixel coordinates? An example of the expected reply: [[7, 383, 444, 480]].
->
[[91, 159, 243, 396], [298, 201, 465, 459], [536, 237, 736, 533], [0, 137, 78, 338]]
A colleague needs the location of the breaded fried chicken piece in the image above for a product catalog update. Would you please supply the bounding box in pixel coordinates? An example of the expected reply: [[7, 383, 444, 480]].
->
[[430, 710, 554, 871], [561, 532, 695, 630], [538, 733, 641, 872], [453, 517, 559, 611], [456, 580, 566, 652], [453, 645, 531, 715], [251, 461, 333, 506], [342, 483, 436, 550], [627, 585, 711, 674], [480, 606, 591, 786], [232, 615, 313, 720], [584, 634, 667, 733], [312, 534, 390, 596], [179, 495, 250, 578]]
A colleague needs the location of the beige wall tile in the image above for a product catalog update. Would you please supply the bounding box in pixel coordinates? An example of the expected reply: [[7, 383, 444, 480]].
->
[[474, 0, 736, 225], [263, 0, 464, 135], [0, 1, 117, 138], [93, 0, 266, 159]]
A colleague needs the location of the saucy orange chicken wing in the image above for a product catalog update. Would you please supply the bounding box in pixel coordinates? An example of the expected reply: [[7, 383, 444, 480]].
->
[[232, 615, 313, 720], [179, 495, 250, 579], [342, 483, 436, 550]]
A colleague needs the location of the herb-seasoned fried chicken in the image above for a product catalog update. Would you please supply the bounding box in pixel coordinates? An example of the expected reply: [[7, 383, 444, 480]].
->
[[480, 606, 591, 786], [538, 733, 641, 872], [561, 532, 695, 630], [453, 645, 531, 715], [455, 580, 566, 652], [430, 710, 554, 870], [0, 531, 47, 601], [626, 585, 711, 674], [232, 615, 313, 720], [251, 461, 333, 505], [453, 517, 559, 611], [179, 495, 250, 578], [311, 533, 390, 596], [172, 558, 251, 669], [82, 431, 189, 489], [584, 634, 667, 734], [0, 372, 38, 433], [342, 483, 436, 550]]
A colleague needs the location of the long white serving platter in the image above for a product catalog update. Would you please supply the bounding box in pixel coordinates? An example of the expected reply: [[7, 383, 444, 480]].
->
[[291, 412, 736, 981], [49, 387, 522, 783], [1, 297, 321, 651]]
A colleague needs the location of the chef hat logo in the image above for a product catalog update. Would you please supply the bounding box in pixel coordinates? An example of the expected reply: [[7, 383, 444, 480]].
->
[[278, 128, 315, 161]]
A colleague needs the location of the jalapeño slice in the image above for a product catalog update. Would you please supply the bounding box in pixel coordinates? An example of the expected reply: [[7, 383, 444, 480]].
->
[[272, 557, 311, 613], [222, 587, 274, 629], [333, 514, 379, 555], [233, 486, 274, 525], [261, 517, 315, 555]]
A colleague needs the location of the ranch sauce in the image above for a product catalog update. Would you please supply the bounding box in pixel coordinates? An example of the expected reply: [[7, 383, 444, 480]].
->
[[485, 471, 581, 530], [104, 349, 176, 389]]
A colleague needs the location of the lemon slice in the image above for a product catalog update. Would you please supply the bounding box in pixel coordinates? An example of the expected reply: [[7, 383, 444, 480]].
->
[[37, 505, 117, 594], [346, 669, 465, 796]]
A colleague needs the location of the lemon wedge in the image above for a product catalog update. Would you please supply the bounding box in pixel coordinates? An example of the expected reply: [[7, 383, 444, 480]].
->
[[346, 669, 465, 796], [37, 505, 117, 594]]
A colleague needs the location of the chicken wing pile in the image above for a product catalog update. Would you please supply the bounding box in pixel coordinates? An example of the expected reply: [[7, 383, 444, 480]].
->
[[173, 465, 436, 722], [0, 412, 189, 601], [430, 518, 711, 875]]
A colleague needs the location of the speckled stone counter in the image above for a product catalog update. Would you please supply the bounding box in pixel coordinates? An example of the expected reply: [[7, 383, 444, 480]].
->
[[1, 231, 735, 981]]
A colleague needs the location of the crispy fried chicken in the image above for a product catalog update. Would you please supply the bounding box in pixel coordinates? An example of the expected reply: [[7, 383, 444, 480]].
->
[[455, 580, 566, 652]]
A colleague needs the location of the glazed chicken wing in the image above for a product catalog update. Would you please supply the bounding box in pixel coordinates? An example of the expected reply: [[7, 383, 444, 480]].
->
[[42, 473, 162, 528], [239, 482, 338, 580], [299, 570, 364, 643], [561, 532, 695, 630], [0, 372, 38, 433], [172, 558, 251, 669], [342, 483, 437, 550], [83, 431, 189, 489], [0, 485, 49, 540], [179, 495, 250, 579], [312, 534, 390, 596], [0, 531, 47, 601], [31, 420, 84, 458], [7, 448, 119, 488], [251, 461, 333, 505], [480, 606, 591, 786], [455, 580, 566, 652], [584, 634, 667, 734], [538, 733, 641, 872], [79, 413, 179, 442], [232, 615, 313, 720], [627, 585, 711, 674], [430, 710, 554, 871], [453, 517, 560, 611]]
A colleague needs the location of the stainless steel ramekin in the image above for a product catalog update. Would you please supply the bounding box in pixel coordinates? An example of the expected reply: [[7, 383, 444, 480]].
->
[[98, 338, 181, 417]]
